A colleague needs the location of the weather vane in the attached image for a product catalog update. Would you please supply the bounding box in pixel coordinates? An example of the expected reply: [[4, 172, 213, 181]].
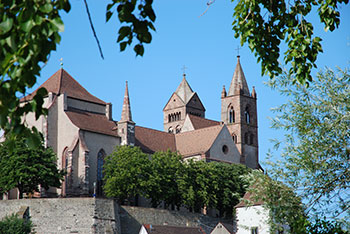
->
[[182, 65, 188, 76], [60, 58, 64, 68]]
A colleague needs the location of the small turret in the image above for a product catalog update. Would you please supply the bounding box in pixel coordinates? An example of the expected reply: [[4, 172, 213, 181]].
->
[[221, 85, 227, 98], [251, 86, 257, 98]]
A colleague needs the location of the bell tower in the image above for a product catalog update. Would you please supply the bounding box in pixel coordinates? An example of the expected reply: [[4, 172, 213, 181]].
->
[[118, 81, 135, 146], [221, 56, 258, 169]]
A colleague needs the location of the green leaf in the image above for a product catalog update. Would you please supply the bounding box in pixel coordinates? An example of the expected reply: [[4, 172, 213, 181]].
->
[[51, 17, 64, 32], [0, 17, 14, 34], [120, 41, 127, 51], [134, 44, 144, 56], [106, 11, 113, 22], [39, 3, 53, 13]]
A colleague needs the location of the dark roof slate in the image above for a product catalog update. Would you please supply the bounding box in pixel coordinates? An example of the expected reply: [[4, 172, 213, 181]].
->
[[144, 225, 205, 234], [188, 115, 220, 130]]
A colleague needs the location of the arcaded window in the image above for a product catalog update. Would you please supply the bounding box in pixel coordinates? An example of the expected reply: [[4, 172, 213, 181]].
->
[[251, 227, 258, 234], [97, 149, 106, 196], [245, 107, 250, 124], [229, 107, 235, 123]]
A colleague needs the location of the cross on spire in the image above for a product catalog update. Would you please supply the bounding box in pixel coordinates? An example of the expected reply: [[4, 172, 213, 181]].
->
[[235, 46, 241, 56], [182, 65, 188, 76], [60, 58, 64, 68]]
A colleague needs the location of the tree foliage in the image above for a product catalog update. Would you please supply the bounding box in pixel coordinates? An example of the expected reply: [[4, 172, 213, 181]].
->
[[103, 146, 249, 217], [232, 0, 348, 84], [0, 0, 70, 147], [0, 135, 65, 198], [103, 145, 151, 203], [266, 67, 350, 221], [0, 214, 32, 234]]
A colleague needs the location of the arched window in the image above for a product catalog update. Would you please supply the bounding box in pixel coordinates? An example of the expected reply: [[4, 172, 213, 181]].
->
[[175, 125, 181, 134], [232, 134, 237, 144], [229, 106, 235, 123], [168, 127, 173, 133], [97, 149, 106, 196], [61, 147, 69, 197], [168, 114, 171, 123], [179, 112, 181, 120], [245, 107, 250, 124]]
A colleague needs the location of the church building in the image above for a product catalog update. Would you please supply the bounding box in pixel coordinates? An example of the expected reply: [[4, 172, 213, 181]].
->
[[11, 56, 259, 198]]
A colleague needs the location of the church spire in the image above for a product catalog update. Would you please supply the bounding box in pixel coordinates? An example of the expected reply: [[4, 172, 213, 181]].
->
[[175, 74, 194, 104], [228, 56, 250, 96], [120, 81, 132, 122]]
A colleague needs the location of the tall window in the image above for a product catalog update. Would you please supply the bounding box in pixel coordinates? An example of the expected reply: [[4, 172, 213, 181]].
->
[[229, 107, 235, 123], [232, 134, 237, 143], [97, 149, 106, 196], [245, 107, 250, 124], [61, 148, 69, 197], [251, 227, 258, 234]]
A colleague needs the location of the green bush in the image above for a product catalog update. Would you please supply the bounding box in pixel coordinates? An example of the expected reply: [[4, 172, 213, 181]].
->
[[0, 214, 32, 234]]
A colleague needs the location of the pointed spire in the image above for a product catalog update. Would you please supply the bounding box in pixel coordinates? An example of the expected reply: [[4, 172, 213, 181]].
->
[[228, 56, 250, 96], [251, 86, 257, 98], [175, 74, 194, 104], [221, 85, 227, 98], [120, 81, 132, 122]]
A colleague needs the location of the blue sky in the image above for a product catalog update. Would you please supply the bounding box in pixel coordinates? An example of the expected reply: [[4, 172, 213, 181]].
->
[[35, 0, 350, 163]]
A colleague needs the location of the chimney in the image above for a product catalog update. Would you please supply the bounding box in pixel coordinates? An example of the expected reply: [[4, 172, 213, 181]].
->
[[106, 103, 112, 120]]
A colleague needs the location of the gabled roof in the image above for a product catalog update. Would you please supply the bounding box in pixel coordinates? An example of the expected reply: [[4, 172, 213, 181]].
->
[[135, 126, 176, 154], [175, 74, 194, 104], [21, 69, 106, 105], [228, 56, 250, 96], [143, 224, 205, 234], [187, 115, 220, 130], [65, 109, 118, 137], [235, 192, 264, 208], [211, 222, 235, 234], [175, 125, 224, 157]]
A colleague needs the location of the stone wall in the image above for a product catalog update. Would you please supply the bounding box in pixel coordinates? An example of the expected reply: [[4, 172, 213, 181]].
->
[[0, 198, 120, 234], [0, 198, 231, 234]]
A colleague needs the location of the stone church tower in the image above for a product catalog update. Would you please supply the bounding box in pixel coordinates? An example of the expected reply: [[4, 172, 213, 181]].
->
[[118, 81, 135, 145], [163, 74, 205, 133], [221, 56, 259, 169]]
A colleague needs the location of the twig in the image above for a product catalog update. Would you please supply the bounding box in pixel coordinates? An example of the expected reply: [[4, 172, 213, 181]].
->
[[83, 0, 104, 59], [199, 0, 216, 18]]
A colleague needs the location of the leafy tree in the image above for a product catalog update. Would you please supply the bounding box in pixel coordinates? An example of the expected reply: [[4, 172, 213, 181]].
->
[[232, 0, 348, 84], [0, 214, 32, 234], [208, 162, 249, 217], [0, 135, 64, 199], [103, 145, 151, 204], [0, 0, 70, 146], [146, 150, 183, 209], [266, 67, 350, 221]]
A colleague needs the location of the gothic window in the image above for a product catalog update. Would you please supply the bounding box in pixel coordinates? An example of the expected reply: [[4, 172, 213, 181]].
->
[[229, 106, 235, 123], [245, 107, 250, 124], [97, 149, 106, 196], [168, 114, 171, 123]]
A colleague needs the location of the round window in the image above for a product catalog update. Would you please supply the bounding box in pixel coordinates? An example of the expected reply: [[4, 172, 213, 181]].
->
[[222, 145, 229, 154]]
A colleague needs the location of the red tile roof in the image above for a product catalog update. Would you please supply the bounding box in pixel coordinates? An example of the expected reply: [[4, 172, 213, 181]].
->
[[21, 69, 106, 105], [144, 224, 205, 234], [175, 125, 223, 157], [188, 115, 220, 130], [135, 126, 176, 154], [235, 192, 264, 208], [65, 109, 118, 137]]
